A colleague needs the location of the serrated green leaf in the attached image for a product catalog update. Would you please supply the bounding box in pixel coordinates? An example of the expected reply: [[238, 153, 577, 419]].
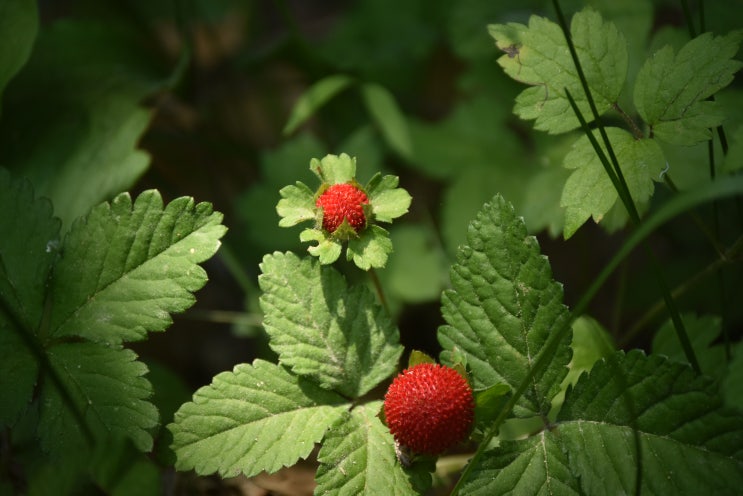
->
[[39, 342, 158, 455], [465, 350, 743, 494], [634, 30, 743, 145], [365, 173, 412, 223], [277, 182, 317, 227], [438, 195, 572, 417], [561, 127, 665, 238], [48, 190, 226, 344], [0, 169, 58, 426], [346, 225, 394, 270], [0, 0, 37, 109], [169, 359, 347, 477], [315, 401, 432, 495], [360, 82, 413, 159], [258, 252, 402, 397], [302, 228, 343, 264], [458, 432, 579, 495], [283, 74, 355, 135], [489, 8, 628, 134], [0, 169, 60, 331], [557, 350, 743, 494]]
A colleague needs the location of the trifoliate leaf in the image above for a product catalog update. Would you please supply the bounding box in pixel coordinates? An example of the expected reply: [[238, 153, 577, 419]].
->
[[169, 359, 348, 477], [560, 127, 665, 238], [360, 82, 413, 159], [634, 30, 743, 145], [0, 0, 37, 107], [557, 350, 743, 494], [489, 8, 628, 134], [311, 153, 357, 185], [38, 342, 158, 455], [283, 74, 355, 136], [48, 190, 226, 344], [438, 195, 572, 418], [277, 182, 317, 227], [259, 252, 402, 397], [315, 401, 432, 495], [346, 225, 394, 270]]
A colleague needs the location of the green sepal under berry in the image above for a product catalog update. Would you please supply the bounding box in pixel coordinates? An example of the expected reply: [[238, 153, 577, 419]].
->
[[276, 153, 411, 269]]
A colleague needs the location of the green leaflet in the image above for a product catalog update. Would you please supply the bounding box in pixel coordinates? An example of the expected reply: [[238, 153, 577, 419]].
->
[[458, 433, 579, 496], [0, 173, 226, 458], [438, 195, 572, 418], [169, 359, 348, 478], [560, 127, 665, 238], [258, 252, 402, 397], [0, 0, 37, 108], [488, 8, 628, 134], [39, 343, 158, 454], [558, 350, 743, 494], [315, 401, 432, 495], [634, 30, 743, 145], [49, 191, 226, 344], [460, 351, 743, 494]]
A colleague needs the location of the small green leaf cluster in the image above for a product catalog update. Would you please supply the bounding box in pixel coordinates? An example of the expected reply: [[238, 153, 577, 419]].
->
[[277, 153, 411, 269], [489, 7, 743, 237]]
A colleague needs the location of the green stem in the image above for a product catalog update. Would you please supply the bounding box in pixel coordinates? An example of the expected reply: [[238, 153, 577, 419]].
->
[[368, 268, 390, 315], [554, 0, 698, 373]]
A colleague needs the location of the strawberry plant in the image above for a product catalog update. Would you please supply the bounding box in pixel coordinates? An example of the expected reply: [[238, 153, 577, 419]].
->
[[2, 1, 743, 495]]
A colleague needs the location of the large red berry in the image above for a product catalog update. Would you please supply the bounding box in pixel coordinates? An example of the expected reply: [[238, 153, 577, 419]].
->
[[315, 183, 369, 233], [384, 363, 474, 456]]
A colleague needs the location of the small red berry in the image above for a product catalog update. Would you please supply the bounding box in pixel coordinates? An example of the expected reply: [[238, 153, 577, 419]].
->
[[315, 183, 369, 233], [383, 363, 474, 456]]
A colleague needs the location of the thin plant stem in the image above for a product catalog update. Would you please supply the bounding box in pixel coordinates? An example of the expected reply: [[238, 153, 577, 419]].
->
[[622, 235, 743, 347], [368, 267, 389, 315], [554, 0, 699, 374]]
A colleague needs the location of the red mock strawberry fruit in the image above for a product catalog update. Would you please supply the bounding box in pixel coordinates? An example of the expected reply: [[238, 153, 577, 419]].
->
[[315, 183, 369, 234], [383, 363, 474, 456]]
